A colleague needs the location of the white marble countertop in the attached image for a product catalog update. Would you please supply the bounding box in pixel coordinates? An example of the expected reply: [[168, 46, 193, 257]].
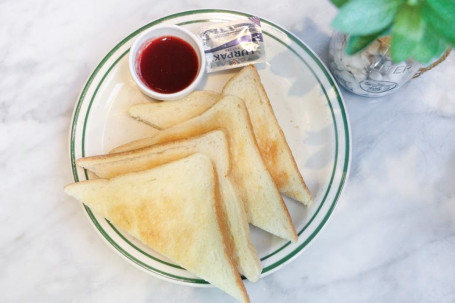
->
[[1, 1, 454, 302]]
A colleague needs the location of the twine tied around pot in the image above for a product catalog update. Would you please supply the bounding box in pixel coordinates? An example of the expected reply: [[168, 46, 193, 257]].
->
[[413, 48, 452, 78]]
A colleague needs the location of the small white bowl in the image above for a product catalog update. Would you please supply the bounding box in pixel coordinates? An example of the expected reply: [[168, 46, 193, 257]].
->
[[129, 24, 206, 101]]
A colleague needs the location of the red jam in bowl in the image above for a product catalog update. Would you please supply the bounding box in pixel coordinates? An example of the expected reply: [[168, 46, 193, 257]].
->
[[136, 36, 199, 94]]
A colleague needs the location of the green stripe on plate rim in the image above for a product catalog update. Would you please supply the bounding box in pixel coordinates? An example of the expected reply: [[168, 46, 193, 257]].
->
[[69, 9, 350, 284]]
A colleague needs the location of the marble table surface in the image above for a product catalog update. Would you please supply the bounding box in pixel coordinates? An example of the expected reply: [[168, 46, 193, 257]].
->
[[1, 0, 454, 302]]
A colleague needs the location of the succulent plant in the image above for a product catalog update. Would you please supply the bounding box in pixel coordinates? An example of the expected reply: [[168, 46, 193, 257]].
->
[[330, 0, 454, 63]]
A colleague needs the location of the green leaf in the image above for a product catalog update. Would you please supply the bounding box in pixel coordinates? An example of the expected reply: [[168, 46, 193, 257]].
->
[[423, 0, 455, 44], [426, 0, 455, 23], [411, 26, 448, 63], [346, 31, 386, 55], [332, 0, 404, 35], [330, 0, 350, 8], [391, 4, 424, 62]]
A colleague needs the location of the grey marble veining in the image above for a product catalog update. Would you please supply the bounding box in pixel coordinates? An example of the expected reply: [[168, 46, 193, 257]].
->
[[1, 0, 454, 302]]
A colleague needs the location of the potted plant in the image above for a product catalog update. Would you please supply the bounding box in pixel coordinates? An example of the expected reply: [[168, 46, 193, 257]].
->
[[328, 0, 454, 97]]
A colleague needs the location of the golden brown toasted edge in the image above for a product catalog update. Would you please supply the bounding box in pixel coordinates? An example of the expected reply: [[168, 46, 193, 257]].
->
[[211, 166, 250, 303], [250, 66, 312, 203], [224, 65, 312, 205], [127, 114, 162, 130], [64, 178, 105, 193], [77, 130, 232, 176], [224, 97, 297, 242], [128, 90, 221, 130]]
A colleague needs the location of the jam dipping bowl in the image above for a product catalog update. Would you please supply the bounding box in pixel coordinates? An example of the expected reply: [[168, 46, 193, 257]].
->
[[129, 24, 206, 101]]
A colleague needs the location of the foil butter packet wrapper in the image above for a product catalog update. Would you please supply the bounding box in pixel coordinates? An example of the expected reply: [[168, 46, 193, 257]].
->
[[200, 17, 266, 72]]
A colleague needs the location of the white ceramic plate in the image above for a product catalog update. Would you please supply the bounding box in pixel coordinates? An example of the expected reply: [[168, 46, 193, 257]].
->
[[69, 9, 351, 286]]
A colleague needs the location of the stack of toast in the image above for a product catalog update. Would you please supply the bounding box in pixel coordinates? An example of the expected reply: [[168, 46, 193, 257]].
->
[[65, 65, 312, 303]]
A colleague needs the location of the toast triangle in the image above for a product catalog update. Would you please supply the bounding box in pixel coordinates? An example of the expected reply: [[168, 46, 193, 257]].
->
[[128, 90, 220, 130], [77, 130, 261, 282], [111, 96, 298, 242], [65, 154, 249, 303], [222, 65, 312, 205]]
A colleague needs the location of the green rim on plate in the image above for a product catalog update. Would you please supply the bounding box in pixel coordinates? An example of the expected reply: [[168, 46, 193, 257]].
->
[[69, 9, 350, 285]]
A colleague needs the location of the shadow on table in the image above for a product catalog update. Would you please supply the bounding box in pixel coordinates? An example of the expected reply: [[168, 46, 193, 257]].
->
[[291, 17, 331, 66]]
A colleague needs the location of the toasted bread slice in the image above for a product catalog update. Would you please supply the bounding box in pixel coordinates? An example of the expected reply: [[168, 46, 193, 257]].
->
[[77, 131, 261, 282], [112, 96, 297, 242], [128, 91, 220, 130], [65, 154, 249, 303], [222, 65, 312, 205]]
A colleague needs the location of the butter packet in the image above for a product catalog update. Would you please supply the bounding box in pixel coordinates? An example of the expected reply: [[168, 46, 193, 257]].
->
[[200, 17, 266, 72]]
